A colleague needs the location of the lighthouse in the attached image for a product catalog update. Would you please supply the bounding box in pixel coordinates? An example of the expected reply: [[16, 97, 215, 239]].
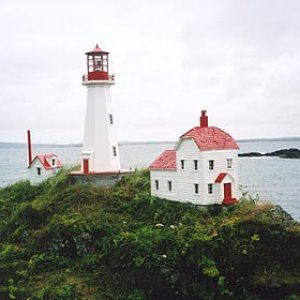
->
[[81, 44, 121, 174]]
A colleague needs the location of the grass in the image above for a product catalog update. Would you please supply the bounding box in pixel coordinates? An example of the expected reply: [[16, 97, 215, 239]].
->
[[0, 169, 299, 299]]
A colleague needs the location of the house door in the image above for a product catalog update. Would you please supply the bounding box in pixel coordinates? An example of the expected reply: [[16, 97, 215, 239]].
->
[[224, 183, 232, 200], [83, 159, 89, 174]]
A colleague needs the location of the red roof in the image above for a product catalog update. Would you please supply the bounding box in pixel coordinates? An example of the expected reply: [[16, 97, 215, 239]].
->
[[149, 150, 176, 170], [215, 172, 227, 183], [180, 126, 239, 151], [30, 154, 62, 170], [85, 44, 108, 54]]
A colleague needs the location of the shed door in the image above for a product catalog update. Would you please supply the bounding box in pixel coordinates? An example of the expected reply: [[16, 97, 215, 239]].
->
[[224, 183, 232, 199], [83, 159, 89, 174]]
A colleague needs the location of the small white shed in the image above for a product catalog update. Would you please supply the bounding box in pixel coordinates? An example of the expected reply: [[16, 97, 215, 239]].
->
[[149, 111, 239, 206], [28, 154, 62, 184]]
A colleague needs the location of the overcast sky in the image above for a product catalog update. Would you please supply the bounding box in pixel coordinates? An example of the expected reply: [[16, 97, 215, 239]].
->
[[0, 0, 299, 143]]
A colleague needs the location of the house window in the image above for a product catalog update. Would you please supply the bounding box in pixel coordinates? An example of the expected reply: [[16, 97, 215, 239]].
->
[[208, 183, 213, 194], [227, 158, 233, 169], [37, 167, 41, 176], [155, 180, 159, 190], [194, 183, 199, 194], [209, 160, 214, 170], [180, 160, 185, 169], [109, 114, 113, 125], [112, 146, 117, 156], [194, 160, 198, 170], [168, 181, 172, 191], [52, 158, 56, 166]]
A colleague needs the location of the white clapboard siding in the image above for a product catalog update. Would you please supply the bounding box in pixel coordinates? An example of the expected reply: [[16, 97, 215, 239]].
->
[[202, 150, 238, 203], [150, 170, 178, 201], [28, 159, 58, 184], [176, 139, 205, 204]]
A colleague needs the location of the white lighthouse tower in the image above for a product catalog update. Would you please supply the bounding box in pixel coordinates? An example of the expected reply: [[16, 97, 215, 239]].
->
[[81, 44, 121, 174]]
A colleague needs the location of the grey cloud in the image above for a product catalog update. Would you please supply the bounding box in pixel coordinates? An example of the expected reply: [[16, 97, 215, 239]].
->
[[0, 0, 299, 143]]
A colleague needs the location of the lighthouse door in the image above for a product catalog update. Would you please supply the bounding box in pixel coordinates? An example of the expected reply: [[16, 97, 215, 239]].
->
[[83, 159, 89, 174], [224, 183, 232, 200]]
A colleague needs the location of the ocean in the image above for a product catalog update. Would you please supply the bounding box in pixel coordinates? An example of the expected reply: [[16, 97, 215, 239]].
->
[[0, 140, 300, 221]]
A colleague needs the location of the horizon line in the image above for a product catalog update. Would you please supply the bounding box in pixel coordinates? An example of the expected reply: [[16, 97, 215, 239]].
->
[[0, 136, 300, 147]]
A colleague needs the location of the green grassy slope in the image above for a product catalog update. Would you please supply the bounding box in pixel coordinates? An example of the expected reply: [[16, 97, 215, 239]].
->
[[0, 169, 300, 299]]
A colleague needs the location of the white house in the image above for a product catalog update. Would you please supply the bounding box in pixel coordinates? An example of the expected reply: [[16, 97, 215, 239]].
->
[[28, 153, 62, 184], [149, 111, 239, 206]]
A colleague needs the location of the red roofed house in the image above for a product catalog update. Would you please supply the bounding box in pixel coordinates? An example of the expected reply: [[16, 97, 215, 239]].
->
[[149, 111, 239, 206], [26, 131, 63, 184], [28, 154, 63, 184]]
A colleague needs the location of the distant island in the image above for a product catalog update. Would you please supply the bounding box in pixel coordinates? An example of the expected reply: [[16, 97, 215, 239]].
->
[[239, 148, 300, 159]]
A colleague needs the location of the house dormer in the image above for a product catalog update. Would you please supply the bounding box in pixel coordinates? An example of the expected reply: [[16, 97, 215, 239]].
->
[[49, 155, 57, 167]]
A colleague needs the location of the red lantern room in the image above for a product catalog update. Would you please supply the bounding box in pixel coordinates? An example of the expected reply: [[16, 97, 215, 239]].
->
[[84, 44, 112, 81]]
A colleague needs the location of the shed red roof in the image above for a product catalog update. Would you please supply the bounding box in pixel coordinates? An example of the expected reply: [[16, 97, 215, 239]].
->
[[30, 154, 62, 170], [149, 150, 176, 170], [180, 126, 239, 151]]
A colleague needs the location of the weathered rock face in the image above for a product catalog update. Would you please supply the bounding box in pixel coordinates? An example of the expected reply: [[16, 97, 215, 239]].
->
[[269, 205, 298, 228], [239, 148, 300, 159], [255, 205, 298, 228]]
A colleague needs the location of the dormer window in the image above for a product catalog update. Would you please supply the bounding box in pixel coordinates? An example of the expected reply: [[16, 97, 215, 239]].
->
[[52, 158, 56, 166]]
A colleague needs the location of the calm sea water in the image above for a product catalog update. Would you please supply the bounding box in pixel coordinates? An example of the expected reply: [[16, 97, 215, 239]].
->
[[0, 140, 300, 221]]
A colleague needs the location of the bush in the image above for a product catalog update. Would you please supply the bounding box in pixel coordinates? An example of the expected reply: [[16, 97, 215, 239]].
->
[[55, 284, 76, 300]]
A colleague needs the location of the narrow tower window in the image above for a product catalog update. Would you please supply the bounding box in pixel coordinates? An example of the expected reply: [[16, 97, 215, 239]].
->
[[155, 180, 159, 190], [109, 114, 113, 125], [112, 146, 117, 157]]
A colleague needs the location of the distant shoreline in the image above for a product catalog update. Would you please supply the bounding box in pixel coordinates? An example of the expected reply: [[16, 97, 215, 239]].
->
[[0, 137, 300, 149]]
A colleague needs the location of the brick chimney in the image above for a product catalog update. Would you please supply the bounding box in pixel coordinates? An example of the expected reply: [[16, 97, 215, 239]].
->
[[27, 130, 32, 166], [200, 110, 208, 127]]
